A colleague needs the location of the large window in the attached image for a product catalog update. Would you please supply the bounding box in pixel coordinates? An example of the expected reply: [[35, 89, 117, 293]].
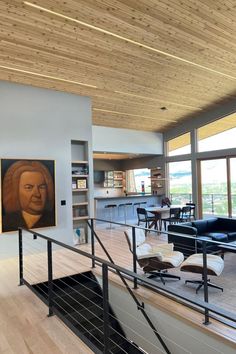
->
[[167, 132, 191, 156], [199, 157, 236, 218], [197, 113, 236, 152], [230, 158, 236, 217], [126, 168, 151, 194], [168, 161, 192, 205], [200, 159, 228, 218]]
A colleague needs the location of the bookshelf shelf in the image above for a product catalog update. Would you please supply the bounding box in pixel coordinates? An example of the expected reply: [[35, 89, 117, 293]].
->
[[71, 141, 90, 245], [73, 216, 89, 221], [72, 202, 89, 207]]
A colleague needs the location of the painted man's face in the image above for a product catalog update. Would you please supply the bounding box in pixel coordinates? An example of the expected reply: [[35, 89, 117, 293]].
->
[[19, 171, 47, 215]]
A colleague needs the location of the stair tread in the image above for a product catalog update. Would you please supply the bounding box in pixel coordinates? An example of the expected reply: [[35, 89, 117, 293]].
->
[[54, 288, 101, 305], [33, 272, 143, 354], [53, 296, 103, 316], [64, 309, 103, 332], [54, 282, 101, 297]]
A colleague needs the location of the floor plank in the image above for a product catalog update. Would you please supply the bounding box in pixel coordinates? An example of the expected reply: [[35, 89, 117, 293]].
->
[[1, 225, 236, 352], [0, 256, 93, 354]]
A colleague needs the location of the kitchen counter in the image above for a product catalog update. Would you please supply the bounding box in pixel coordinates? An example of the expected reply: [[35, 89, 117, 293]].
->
[[94, 194, 153, 200], [94, 194, 164, 224]]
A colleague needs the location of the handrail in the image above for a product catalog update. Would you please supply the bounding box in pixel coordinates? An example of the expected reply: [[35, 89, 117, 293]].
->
[[87, 220, 171, 354], [18, 225, 236, 322], [89, 220, 236, 325], [18, 222, 236, 339]]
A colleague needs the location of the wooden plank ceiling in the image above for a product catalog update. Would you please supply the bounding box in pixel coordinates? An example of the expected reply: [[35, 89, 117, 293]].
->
[[0, 0, 236, 132], [93, 152, 147, 160]]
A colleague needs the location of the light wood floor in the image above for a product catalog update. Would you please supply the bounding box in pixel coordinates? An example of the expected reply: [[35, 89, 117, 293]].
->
[[82, 226, 236, 348], [1, 225, 236, 353], [0, 256, 93, 354]]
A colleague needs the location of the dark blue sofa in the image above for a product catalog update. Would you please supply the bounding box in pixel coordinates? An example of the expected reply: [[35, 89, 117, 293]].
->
[[168, 217, 236, 257]]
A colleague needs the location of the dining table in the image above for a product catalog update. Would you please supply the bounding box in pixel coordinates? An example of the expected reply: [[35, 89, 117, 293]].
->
[[145, 205, 183, 231]]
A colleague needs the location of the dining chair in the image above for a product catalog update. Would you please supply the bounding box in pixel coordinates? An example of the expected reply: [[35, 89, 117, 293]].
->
[[180, 206, 192, 222], [186, 203, 196, 220], [136, 208, 156, 229], [160, 207, 181, 231]]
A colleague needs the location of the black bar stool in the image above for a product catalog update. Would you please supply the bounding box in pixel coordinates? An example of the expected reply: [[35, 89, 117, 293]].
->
[[118, 202, 132, 224], [104, 204, 117, 229], [133, 202, 141, 215]]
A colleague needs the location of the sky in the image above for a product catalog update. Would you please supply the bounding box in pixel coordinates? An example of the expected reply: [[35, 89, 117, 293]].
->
[[169, 127, 236, 184]]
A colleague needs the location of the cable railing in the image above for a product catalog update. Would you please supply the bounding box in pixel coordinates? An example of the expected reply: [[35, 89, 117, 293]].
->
[[170, 192, 236, 217], [91, 218, 236, 326], [19, 226, 172, 354], [18, 220, 236, 354], [170, 193, 192, 206], [87, 220, 170, 354]]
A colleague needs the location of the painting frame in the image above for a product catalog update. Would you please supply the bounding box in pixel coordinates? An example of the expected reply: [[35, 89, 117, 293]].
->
[[1, 158, 56, 233]]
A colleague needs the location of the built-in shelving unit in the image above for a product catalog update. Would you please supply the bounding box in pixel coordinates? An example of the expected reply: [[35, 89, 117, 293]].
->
[[71, 141, 89, 244], [72, 188, 89, 192], [104, 170, 124, 188], [150, 167, 165, 196]]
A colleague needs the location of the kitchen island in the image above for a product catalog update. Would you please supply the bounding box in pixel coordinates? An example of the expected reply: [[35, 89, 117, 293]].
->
[[94, 194, 162, 224]]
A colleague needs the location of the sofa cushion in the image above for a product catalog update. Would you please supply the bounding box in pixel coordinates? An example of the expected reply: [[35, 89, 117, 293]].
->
[[192, 220, 208, 234], [204, 232, 228, 242], [217, 218, 236, 231], [180, 222, 192, 227], [227, 232, 236, 240], [168, 224, 197, 235], [206, 218, 219, 231]]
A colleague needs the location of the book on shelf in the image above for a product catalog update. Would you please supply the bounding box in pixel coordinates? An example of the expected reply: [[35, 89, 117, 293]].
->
[[77, 179, 87, 189], [73, 227, 86, 245], [72, 166, 89, 175]]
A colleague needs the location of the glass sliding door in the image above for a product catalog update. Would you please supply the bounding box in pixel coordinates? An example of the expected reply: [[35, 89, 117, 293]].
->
[[200, 159, 228, 218], [230, 158, 236, 217], [168, 161, 192, 205]]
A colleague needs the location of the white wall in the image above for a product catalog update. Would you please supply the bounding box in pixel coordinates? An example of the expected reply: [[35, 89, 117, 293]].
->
[[0, 81, 92, 259], [92, 126, 163, 154], [106, 282, 235, 354]]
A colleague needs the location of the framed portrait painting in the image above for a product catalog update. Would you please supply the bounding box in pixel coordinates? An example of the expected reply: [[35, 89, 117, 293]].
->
[[1, 159, 56, 232]]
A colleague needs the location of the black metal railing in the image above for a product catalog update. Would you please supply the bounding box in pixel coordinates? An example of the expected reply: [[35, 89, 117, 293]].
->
[[19, 225, 171, 354], [87, 221, 170, 354], [18, 220, 236, 353], [90, 218, 236, 328]]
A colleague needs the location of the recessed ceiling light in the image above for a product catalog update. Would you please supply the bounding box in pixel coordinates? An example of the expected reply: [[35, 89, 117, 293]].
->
[[23, 1, 236, 81], [115, 91, 201, 110], [93, 108, 177, 122]]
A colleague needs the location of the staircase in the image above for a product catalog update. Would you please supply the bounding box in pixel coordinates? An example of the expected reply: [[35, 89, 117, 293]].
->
[[33, 271, 145, 354]]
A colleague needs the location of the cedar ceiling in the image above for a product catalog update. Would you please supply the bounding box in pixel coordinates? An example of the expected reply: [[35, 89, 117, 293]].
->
[[0, 0, 236, 132], [93, 152, 148, 160]]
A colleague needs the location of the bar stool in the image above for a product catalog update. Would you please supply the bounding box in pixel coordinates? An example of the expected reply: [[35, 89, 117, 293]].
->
[[118, 202, 132, 224], [104, 204, 117, 229], [133, 202, 141, 215]]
